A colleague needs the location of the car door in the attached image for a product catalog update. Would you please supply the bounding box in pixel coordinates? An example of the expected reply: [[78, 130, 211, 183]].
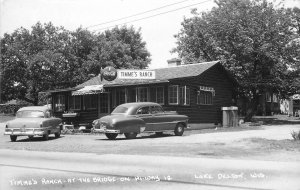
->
[[135, 106, 153, 131], [46, 110, 59, 131], [150, 106, 173, 131]]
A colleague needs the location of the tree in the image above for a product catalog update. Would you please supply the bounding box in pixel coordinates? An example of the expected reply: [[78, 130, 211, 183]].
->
[[1, 23, 73, 105], [0, 23, 151, 105], [83, 26, 151, 76], [173, 0, 300, 120]]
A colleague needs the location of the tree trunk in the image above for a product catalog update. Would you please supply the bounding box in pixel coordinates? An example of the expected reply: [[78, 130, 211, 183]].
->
[[244, 94, 260, 122]]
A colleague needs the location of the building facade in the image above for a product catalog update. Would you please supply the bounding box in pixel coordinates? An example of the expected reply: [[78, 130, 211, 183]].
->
[[49, 61, 237, 128]]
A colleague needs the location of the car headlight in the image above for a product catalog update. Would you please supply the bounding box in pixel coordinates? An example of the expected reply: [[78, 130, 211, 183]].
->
[[92, 120, 99, 127]]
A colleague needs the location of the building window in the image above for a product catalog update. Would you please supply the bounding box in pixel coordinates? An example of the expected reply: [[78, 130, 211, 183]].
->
[[150, 86, 165, 105], [137, 87, 148, 102], [112, 88, 126, 108], [156, 86, 164, 105], [168, 85, 190, 105], [168, 85, 178, 104], [83, 94, 97, 110], [197, 86, 215, 105], [69, 96, 81, 110], [116, 88, 126, 105], [126, 88, 136, 103], [273, 94, 278, 103], [266, 92, 271, 102], [54, 94, 65, 112], [100, 93, 109, 113]]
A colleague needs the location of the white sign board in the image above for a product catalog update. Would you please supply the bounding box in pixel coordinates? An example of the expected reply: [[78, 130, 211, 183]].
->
[[118, 70, 155, 79]]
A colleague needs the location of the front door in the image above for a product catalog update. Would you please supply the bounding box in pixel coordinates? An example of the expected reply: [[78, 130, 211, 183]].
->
[[150, 105, 173, 131], [136, 106, 153, 131]]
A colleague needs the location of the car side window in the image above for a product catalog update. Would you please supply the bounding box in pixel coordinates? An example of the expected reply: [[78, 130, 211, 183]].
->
[[136, 106, 150, 115], [151, 106, 164, 114]]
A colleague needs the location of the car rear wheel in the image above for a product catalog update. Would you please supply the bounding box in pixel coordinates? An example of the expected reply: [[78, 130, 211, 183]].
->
[[174, 123, 184, 136], [55, 130, 61, 138], [105, 133, 118, 140], [10, 135, 17, 142], [43, 133, 49, 141], [124, 132, 137, 139]]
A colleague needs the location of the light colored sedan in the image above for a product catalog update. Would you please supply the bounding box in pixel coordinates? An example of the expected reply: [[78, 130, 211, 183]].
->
[[4, 106, 62, 142], [92, 102, 188, 140]]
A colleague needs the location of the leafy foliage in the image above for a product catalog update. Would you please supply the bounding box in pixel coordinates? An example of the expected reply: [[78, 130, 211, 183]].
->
[[83, 26, 151, 76], [291, 130, 300, 141], [1, 23, 150, 105], [173, 0, 300, 120]]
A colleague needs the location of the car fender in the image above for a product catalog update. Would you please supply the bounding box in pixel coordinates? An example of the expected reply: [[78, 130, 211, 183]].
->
[[113, 116, 146, 133]]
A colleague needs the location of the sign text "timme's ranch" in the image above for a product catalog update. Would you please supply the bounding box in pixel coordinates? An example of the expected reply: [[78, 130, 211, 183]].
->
[[118, 70, 155, 79]]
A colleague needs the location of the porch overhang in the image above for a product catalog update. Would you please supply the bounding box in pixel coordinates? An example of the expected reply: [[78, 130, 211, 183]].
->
[[72, 85, 104, 96]]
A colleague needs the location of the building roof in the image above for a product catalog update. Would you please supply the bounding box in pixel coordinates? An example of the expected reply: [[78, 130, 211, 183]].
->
[[77, 61, 220, 88]]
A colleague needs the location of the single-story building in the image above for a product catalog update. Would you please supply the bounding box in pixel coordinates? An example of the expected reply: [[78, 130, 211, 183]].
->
[[48, 60, 237, 128], [280, 94, 300, 116], [257, 91, 280, 116]]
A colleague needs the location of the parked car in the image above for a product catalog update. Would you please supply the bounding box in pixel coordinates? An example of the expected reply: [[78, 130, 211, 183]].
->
[[92, 102, 188, 140], [4, 106, 62, 142]]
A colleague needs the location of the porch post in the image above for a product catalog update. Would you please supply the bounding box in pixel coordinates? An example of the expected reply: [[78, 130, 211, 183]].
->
[[125, 88, 128, 103], [98, 93, 101, 117], [136, 87, 138, 102], [108, 92, 111, 113]]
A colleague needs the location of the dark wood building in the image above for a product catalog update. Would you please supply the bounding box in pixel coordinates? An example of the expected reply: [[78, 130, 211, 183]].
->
[[258, 91, 280, 116], [49, 61, 237, 128]]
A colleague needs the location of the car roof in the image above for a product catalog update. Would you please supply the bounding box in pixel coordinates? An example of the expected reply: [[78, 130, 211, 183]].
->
[[118, 102, 160, 108], [18, 106, 50, 112], [115, 102, 161, 115]]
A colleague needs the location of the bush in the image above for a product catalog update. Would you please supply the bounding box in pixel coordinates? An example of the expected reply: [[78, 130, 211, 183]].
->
[[291, 130, 300, 140]]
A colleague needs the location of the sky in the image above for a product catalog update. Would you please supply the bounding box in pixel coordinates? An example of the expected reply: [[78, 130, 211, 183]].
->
[[1, 0, 299, 69]]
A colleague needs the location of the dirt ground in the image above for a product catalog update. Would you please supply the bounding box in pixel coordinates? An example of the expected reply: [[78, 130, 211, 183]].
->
[[1, 115, 300, 162]]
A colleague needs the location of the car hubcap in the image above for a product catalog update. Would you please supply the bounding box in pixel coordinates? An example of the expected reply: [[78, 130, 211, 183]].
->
[[178, 126, 183, 132]]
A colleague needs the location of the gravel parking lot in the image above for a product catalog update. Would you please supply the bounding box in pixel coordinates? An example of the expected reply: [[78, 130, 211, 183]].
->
[[1, 121, 300, 162]]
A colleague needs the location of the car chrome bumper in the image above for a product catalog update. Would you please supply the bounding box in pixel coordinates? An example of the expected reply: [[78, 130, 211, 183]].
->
[[4, 128, 46, 136], [93, 128, 120, 134]]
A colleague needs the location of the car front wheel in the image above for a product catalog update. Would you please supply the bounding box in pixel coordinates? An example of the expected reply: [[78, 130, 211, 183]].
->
[[10, 135, 17, 142], [124, 132, 137, 139], [105, 133, 118, 140], [43, 132, 49, 141], [174, 123, 184, 136], [55, 130, 61, 138]]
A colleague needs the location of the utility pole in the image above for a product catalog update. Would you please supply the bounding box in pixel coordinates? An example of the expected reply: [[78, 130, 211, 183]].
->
[[0, 71, 2, 104], [0, 36, 2, 104]]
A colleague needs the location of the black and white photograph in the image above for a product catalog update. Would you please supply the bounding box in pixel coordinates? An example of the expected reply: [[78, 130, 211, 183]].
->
[[0, 0, 300, 189]]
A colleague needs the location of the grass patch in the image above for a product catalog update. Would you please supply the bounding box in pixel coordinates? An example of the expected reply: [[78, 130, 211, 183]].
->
[[245, 138, 300, 151]]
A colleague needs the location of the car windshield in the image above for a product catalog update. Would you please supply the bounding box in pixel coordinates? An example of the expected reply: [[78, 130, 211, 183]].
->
[[16, 111, 45, 118], [111, 106, 128, 114]]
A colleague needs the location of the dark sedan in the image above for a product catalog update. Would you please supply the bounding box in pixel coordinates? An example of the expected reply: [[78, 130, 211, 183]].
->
[[92, 102, 188, 140]]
